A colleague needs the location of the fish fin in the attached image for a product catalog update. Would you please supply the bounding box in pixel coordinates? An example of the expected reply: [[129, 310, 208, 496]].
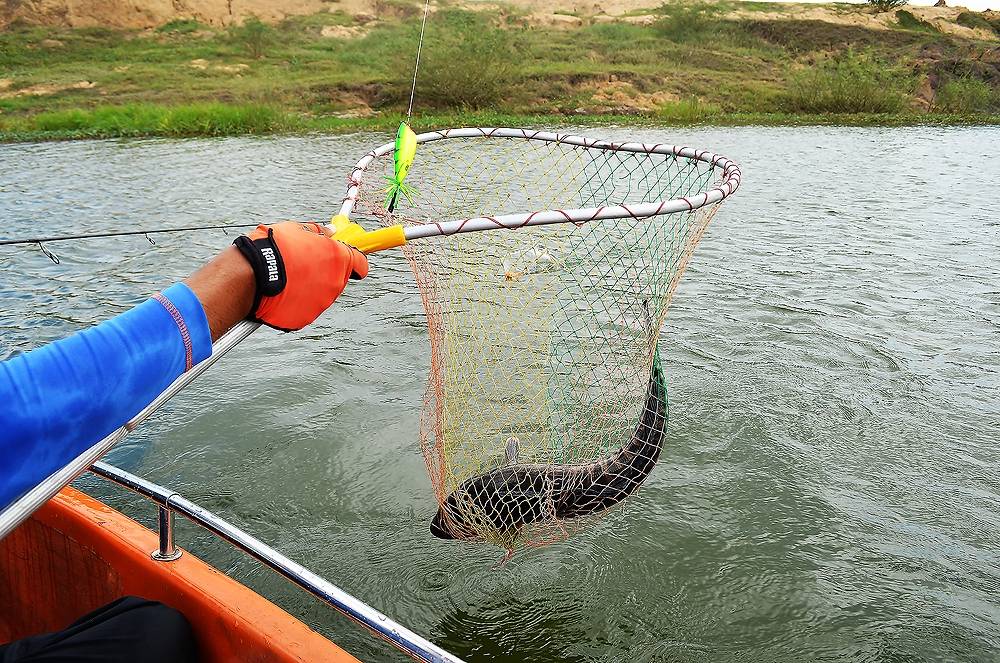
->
[[495, 548, 516, 567], [505, 436, 520, 465]]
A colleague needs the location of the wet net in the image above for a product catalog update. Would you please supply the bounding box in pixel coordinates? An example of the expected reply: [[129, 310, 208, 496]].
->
[[348, 129, 740, 550]]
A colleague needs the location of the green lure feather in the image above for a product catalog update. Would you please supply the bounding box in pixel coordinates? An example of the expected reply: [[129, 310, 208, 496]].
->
[[385, 122, 418, 212]]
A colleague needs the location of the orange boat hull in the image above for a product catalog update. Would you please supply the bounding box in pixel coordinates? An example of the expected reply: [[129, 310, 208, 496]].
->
[[0, 486, 360, 663]]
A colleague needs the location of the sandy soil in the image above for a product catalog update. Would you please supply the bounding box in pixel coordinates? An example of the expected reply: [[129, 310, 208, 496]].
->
[[0, 79, 97, 98], [1, 0, 995, 42], [2, 0, 331, 28], [728, 4, 996, 39], [478, 0, 661, 15]]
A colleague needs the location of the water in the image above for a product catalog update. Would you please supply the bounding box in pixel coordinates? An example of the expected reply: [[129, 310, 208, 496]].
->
[[2, 127, 998, 662]]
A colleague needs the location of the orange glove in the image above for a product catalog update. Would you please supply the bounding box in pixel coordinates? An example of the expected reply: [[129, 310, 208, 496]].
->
[[234, 222, 368, 332]]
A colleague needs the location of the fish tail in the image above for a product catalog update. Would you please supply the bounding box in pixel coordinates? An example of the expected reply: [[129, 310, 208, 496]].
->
[[641, 299, 666, 392]]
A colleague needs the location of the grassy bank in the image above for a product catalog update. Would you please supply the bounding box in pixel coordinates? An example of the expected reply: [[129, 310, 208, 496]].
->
[[1, 1, 999, 140], [1, 103, 998, 142]]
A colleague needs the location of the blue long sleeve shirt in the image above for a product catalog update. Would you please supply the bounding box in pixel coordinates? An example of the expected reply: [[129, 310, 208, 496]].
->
[[0, 283, 212, 515]]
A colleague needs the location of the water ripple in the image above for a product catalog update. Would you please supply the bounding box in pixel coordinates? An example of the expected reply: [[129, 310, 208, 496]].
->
[[3, 126, 999, 662]]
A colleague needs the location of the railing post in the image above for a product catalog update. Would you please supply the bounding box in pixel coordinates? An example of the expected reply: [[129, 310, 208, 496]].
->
[[91, 460, 464, 662], [151, 505, 182, 561]]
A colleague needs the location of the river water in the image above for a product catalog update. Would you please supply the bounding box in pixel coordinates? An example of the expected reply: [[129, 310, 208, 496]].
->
[[2, 127, 998, 662]]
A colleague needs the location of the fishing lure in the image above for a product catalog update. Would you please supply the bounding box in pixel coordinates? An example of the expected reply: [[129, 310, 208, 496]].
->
[[385, 122, 417, 213]]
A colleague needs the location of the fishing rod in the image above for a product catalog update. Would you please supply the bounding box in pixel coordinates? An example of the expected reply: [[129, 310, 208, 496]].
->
[[0, 223, 260, 263], [0, 223, 257, 246]]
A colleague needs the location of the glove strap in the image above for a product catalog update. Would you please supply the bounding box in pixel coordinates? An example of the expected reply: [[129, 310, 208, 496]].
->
[[233, 228, 287, 318]]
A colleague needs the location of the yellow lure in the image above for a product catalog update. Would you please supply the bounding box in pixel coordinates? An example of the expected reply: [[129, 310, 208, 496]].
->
[[385, 122, 418, 213]]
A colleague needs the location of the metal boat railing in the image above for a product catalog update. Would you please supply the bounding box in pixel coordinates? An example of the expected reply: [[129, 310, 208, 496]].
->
[[88, 461, 465, 663]]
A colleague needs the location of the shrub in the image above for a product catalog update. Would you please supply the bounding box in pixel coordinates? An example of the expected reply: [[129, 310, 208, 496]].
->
[[895, 10, 937, 32], [956, 11, 1000, 35], [156, 19, 205, 34], [868, 0, 907, 12], [782, 50, 912, 114], [228, 15, 274, 59], [653, 2, 762, 49], [934, 77, 997, 113], [373, 0, 422, 20], [278, 10, 353, 34], [655, 3, 735, 40], [654, 3, 718, 41], [405, 11, 516, 109]]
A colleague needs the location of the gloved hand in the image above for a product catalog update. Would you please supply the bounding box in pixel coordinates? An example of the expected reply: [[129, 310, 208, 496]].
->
[[233, 222, 368, 332]]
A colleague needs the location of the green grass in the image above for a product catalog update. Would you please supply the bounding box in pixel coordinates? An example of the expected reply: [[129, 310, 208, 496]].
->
[[657, 97, 724, 123], [782, 50, 913, 113], [0, 0, 998, 141], [0, 103, 292, 138], [2, 103, 997, 142]]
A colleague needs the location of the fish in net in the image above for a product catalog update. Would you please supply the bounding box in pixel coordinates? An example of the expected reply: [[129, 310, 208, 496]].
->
[[346, 128, 740, 550]]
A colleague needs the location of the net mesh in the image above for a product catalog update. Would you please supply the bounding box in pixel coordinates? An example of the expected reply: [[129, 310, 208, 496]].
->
[[353, 132, 726, 549]]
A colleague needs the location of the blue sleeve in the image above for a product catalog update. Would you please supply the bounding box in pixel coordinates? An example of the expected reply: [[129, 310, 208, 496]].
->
[[0, 283, 212, 513]]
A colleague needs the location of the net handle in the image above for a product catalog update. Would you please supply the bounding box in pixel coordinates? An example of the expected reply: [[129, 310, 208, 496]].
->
[[338, 127, 742, 242]]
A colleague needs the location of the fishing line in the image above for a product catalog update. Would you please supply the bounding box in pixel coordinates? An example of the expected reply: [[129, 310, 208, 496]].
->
[[0, 223, 258, 263], [406, 0, 432, 121]]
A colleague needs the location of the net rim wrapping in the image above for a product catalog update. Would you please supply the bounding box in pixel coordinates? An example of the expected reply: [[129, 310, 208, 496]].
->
[[338, 128, 742, 235]]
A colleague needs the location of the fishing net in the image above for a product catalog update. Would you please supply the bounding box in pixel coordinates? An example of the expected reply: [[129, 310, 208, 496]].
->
[[347, 129, 740, 550]]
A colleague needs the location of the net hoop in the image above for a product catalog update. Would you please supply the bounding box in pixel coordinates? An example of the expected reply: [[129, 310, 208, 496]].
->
[[338, 127, 742, 234]]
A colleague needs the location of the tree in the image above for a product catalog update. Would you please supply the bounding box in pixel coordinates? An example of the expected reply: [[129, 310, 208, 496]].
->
[[868, 0, 908, 12]]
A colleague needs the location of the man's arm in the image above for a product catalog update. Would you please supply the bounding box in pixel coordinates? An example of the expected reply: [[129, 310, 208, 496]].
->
[[0, 282, 216, 513], [185, 245, 255, 341], [0, 222, 368, 515]]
